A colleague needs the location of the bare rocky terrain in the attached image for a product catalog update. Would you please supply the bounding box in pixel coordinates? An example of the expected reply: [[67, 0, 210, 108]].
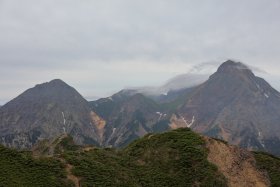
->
[[206, 137, 270, 187]]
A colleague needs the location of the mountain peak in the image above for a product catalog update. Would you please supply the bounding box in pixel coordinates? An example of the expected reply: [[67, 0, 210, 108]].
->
[[217, 60, 251, 73], [49, 79, 66, 84], [0, 78, 99, 149], [214, 60, 256, 81], [33, 79, 71, 91], [41, 79, 67, 86]]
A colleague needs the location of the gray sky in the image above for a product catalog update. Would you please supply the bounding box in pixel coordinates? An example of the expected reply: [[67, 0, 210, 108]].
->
[[1, 0, 280, 104]]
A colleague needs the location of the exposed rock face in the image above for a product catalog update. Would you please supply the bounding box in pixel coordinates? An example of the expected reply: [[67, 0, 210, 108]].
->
[[169, 114, 194, 129], [0, 79, 101, 149], [88, 60, 280, 155], [178, 60, 280, 155], [90, 111, 106, 142], [206, 137, 270, 187], [90, 92, 170, 147]]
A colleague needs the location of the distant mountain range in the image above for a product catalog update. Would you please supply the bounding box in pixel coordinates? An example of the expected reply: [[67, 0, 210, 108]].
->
[[1, 60, 280, 156]]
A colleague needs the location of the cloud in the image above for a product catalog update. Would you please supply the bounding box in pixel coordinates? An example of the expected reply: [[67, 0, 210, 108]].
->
[[187, 62, 221, 74], [0, 0, 280, 103]]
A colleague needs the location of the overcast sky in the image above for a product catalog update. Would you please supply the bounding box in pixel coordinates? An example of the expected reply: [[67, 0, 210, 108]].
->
[[1, 0, 280, 104]]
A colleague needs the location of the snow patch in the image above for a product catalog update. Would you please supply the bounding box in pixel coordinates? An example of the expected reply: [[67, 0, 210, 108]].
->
[[62, 112, 66, 133], [110, 128, 116, 136], [260, 141, 265, 148], [257, 130, 265, 148], [264, 93, 269, 98], [181, 117, 187, 124], [181, 116, 195, 128], [187, 116, 195, 128], [62, 112, 66, 125], [156, 112, 163, 120]]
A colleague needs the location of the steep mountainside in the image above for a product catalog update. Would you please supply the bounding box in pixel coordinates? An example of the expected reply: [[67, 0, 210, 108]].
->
[[177, 60, 280, 155], [90, 90, 171, 147], [206, 137, 269, 187], [88, 60, 280, 155], [1, 127, 279, 187], [0, 79, 102, 149], [1, 60, 280, 157], [63, 128, 228, 186], [34, 128, 280, 187]]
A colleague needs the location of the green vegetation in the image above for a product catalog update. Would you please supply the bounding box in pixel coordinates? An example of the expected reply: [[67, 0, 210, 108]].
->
[[254, 152, 280, 187], [54, 136, 80, 154], [4, 128, 280, 187], [63, 128, 227, 187], [0, 145, 72, 187]]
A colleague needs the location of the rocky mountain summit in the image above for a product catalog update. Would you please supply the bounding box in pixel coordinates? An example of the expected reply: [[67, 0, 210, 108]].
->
[[90, 60, 280, 155], [176, 60, 280, 155], [1, 60, 280, 156], [0, 79, 102, 149]]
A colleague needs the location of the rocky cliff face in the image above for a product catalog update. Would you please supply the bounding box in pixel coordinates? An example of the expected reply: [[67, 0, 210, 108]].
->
[[85, 60, 280, 155], [206, 137, 270, 187], [177, 60, 280, 155], [0, 79, 102, 149], [90, 91, 170, 147], [90, 60, 280, 155]]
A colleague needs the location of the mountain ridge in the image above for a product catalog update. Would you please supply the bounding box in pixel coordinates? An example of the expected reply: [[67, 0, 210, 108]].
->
[[2, 128, 279, 187], [1, 60, 280, 156], [0, 79, 102, 149], [177, 60, 280, 155]]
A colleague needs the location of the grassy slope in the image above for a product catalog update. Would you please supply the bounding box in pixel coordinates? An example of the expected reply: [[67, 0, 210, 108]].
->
[[1, 129, 280, 187], [63, 128, 227, 187], [0, 145, 72, 187], [254, 152, 280, 187]]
